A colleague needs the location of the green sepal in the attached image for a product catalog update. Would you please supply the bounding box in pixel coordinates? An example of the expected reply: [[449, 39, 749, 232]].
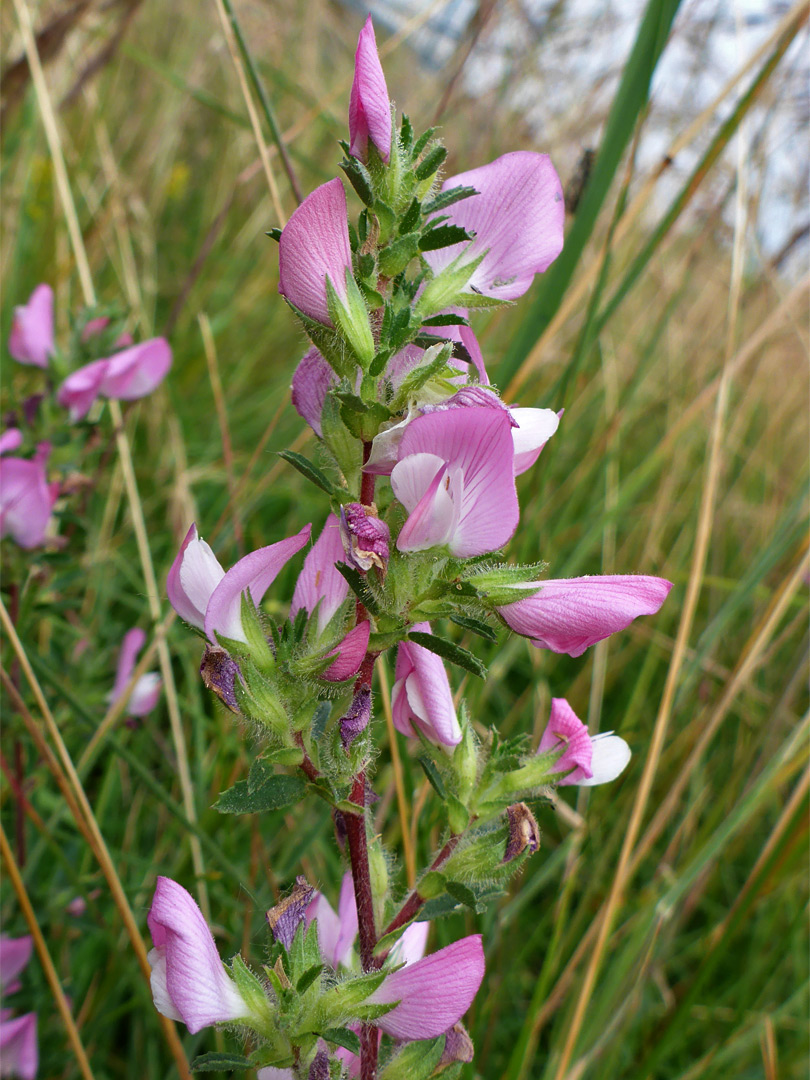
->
[[414, 144, 446, 182], [317, 1027, 361, 1055], [266, 227, 283, 242], [256, 746, 305, 769], [418, 224, 473, 252], [378, 233, 420, 278], [335, 561, 382, 616], [388, 342, 454, 413], [413, 251, 485, 319], [281, 299, 350, 377], [417, 755, 446, 799], [339, 157, 375, 206], [446, 794, 470, 834], [444, 880, 479, 911], [449, 613, 498, 640], [320, 392, 362, 491], [399, 197, 421, 234], [417, 870, 446, 900], [373, 200, 396, 244], [230, 954, 272, 1024], [326, 272, 375, 370], [296, 962, 324, 994]]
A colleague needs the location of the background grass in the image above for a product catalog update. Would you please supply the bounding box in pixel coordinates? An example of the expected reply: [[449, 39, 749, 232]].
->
[[1, 1, 808, 1078]]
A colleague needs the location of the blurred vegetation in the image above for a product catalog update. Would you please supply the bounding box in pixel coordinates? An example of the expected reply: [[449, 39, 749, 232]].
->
[[1, 1, 807, 1078]]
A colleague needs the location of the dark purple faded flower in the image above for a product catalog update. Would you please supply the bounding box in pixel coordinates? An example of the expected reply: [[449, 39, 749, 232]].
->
[[339, 686, 372, 750], [349, 16, 391, 163], [497, 574, 673, 657], [200, 645, 240, 713], [391, 623, 460, 746], [539, 698, 631, 786], [339, 503, 390, 572], [266, 877, 316, 950], [9, 284, 54, 369], [504, 802, 541, 862], [423, 152, 564, 301]]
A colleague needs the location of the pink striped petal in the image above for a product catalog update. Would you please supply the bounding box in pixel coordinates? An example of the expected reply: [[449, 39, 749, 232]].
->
[[391, 455, 459, 552], [424, 152, 564, 301], [279, 179, 352, 325], [389, 921, 429, 967], [349, 16, 391, 163], [291, 348, 338, 437], [395, 407, 518, 557], [368, 935, 484, 1041], [290, 515, 349, 635], [320, 620, 371, 682], [147, 876, 249, 1034], [497, 575, 673, 657], [391, 624, 460, 746], [9, 284, 54, 368], [538, 698, 593, 783], [205, 525, 312, 643], [167, 524, 225, 631], [111, 628, 146, 701], [306, 873, 357, 969]]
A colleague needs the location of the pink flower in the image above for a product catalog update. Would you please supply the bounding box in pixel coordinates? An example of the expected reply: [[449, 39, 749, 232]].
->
[[320, 621, 371, 683], [57, 339, 172, 421], [349, 16, 391, 163], [306, 873, 358, 969], [290, 515, 349, 635], [0, 430, 23, 456], [147, 876, 255, 1034], [423, 152, 564, 301], [391, 406, 518, 557], [497, 574, 672, 657], [9, 284, 54, 368], [539, 698, 631, 786], [0, 935, 37, 1080], [0, 935, 33, 996], [291, 347, 338, 437], [0, 1013, 38, 1079], [167, 523, 311, 644], [366, 935, 485, 1041], [392, 624, 460, 746], [0, 442, 58, 549], [278, 179, 353, 326], [110, 628, 161, 718]]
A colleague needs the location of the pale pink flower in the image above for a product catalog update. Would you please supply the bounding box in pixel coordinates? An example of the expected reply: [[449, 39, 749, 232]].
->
[[0, 442, 58, 549], [110, 628, 161, 718], [539, 698, 631, 786], [392, 623, 460, 746], [9, 284, 54, 369], [290, 515, 349, 635], [58, 339, 171, 421]]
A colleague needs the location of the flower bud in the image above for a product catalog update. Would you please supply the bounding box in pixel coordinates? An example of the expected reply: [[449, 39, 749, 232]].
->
[[339, 503, 390, 573], [452, 721, 479, 806]]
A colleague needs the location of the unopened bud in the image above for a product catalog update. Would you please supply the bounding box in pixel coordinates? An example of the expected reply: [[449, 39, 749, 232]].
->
[[368, 837, 389, 928], [503, 803, 540, 863], [452, 721, 478, 806], [200, 645, 240, 713], [266, 876, 316, 950], [339, 503, 390, 573]]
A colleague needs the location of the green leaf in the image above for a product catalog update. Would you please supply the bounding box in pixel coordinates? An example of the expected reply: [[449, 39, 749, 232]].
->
[[418, 755, 447, 799], [411, 127, 437, 158], [399, 197, 421, 234], [296, 962, 324, 994], [335, 561, 382, 616], [407, 631, 487, 679], [421, 313, 470, 328], [319, 1027, 361, 1055], [214, 774, 307, 814], [449, 613, 498, 640], [191, 1052, 252, 1071], [311, 700, 331, 741], [379, 233, 420, 278], [422, 185, 478, 215], [379, 1036, 446, 1080], [418, 224, 472, 252], [277, 450, 336, 495], [266, 227, 283, 242]]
